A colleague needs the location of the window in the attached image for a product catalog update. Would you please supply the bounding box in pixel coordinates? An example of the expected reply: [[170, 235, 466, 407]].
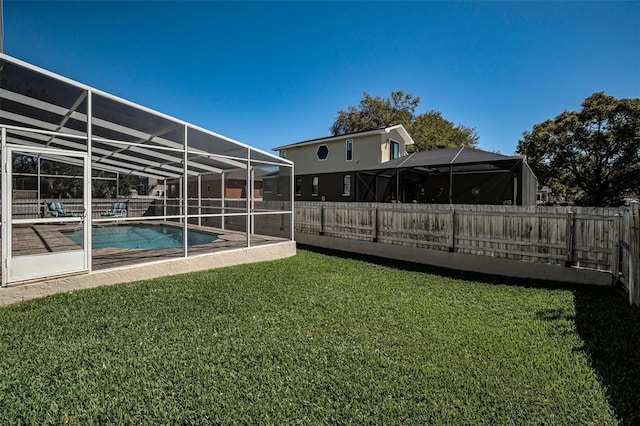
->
[[390, 140, 400, 160], [316, 145, 329, 161], [280, 150, 287, 159], [296, 177, 303, 196], [206, 184, 211, 193], [343, 174, 351, 196], [346, 139, 353, 161], [312, 176, 319, 196]]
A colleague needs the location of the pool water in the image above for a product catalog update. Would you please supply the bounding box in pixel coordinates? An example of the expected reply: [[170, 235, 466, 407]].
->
[[63, 225, 218, 250]]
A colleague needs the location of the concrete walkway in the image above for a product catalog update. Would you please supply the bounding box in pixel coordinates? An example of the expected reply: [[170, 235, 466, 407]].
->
[[0, 241, 296, 307]]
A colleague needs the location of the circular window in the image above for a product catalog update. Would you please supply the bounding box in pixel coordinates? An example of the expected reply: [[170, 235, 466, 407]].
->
[[316, 145, 329, 160]]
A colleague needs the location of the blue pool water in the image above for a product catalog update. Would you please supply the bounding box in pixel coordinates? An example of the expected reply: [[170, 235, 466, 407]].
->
[[63, 225, 218, 250]]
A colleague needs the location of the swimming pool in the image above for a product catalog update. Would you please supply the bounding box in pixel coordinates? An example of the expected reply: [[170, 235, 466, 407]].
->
[[63, 224, 218, 250]]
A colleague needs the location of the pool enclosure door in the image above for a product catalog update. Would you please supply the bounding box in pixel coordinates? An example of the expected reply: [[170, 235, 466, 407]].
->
[[2, 146, 90, 285]]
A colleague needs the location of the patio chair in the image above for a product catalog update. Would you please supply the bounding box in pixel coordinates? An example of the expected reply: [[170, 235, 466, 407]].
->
[[101, 201, 128, 217], [47, 201, 79, 217]]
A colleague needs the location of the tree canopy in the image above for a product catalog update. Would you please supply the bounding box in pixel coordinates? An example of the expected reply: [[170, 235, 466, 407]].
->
[[331, 91, 478, 151], [12, 154, 143, 199], [516, 92, 640, 206], [410, 111, 479, 151]]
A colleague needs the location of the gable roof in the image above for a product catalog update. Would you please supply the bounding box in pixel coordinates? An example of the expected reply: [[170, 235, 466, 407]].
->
[[272, 124, 414, 151], [362, 147, 524, 172]]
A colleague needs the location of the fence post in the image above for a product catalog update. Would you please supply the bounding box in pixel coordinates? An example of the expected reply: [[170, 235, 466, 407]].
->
[[373, 205, 378, 242], [629, 203, 640, 307], [319, 203, 324, 236], [611, 213, 621, 286], [565, 211, 574, 267], [449, 206, 456, 252]]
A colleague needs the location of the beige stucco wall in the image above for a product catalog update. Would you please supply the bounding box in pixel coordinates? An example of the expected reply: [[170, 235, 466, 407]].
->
[[384, 127, 410, 161], [283, 130, 410, 175], [284, 135, 382, 174]]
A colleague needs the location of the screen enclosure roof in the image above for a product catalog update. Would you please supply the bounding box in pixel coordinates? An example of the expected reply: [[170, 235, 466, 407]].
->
[[359, 147, 524, 176], [0, 54, 292, 180]]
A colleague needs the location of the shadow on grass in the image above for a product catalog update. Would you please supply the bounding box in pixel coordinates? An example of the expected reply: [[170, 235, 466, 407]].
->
[[573, 287, 640, 425], [299, 245, 640, 425]]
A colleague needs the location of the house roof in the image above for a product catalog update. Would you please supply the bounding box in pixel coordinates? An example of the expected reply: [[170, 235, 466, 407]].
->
[[360, 147, 524, 173], [272, 124, 414, 151]]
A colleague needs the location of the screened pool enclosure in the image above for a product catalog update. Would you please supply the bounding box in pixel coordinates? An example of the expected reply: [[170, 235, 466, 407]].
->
[[0, 54, 294, 286]]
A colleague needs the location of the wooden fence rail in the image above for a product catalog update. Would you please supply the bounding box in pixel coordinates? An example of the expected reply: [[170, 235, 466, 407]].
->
[[296, 202, 640, 307]]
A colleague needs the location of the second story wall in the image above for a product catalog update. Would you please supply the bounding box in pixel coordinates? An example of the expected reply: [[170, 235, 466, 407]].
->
[[281, 128, 411, 175], [284, 133, 385, 174]]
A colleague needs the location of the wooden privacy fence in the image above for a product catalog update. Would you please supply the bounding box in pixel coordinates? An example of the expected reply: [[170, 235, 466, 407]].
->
[[296, 201, 640, 306], [620, 203, 640, 306]]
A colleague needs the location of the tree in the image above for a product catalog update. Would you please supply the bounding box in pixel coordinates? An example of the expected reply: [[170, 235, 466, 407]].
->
[[516, 92, 640, 206], [11, 153, 143, 199], [331, 91, 478, 151], [409, 111, 479, 151], [331, 91, 419, 135]]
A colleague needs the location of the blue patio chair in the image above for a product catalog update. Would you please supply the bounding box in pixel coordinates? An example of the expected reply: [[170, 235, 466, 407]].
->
[[101, 201, 128, 217], [47, 201, 79, 217]]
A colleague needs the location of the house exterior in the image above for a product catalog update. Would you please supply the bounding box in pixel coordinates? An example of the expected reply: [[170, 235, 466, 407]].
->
[[272, 125, 415, 201], [275, 124, 537, 205]]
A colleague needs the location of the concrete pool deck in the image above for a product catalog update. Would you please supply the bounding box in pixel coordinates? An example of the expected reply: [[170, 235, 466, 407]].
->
[[0, 222, 296, 307]]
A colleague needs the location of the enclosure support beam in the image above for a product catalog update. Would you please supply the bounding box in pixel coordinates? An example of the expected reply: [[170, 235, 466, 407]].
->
[[1, 127, 9, 287], [163, 178, 167, 218], [86, 89, 93, 273], [449, 165, 453, 205], [221, 171, 225, 230], [37, 157, 41, 209], [246, 149, 251, 248], [183, 125, 188, 258], [291, 164, 295, 241], [251, 167, 255, 235], [197, 174, 202, 227]]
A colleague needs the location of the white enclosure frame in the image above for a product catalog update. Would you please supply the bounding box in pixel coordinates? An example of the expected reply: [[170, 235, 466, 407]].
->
[[2, 144, 90, 283], [0, 53, 294, 286]]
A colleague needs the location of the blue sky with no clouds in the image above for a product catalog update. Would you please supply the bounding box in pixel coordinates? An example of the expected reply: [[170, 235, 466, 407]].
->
[[3, 1, 639, 156]]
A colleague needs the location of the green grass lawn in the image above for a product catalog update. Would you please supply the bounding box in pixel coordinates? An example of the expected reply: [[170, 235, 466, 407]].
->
[[1, 249, 638, 424]]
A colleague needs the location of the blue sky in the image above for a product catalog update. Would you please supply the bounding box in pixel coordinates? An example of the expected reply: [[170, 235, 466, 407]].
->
[[4, 1, 639, 156]]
